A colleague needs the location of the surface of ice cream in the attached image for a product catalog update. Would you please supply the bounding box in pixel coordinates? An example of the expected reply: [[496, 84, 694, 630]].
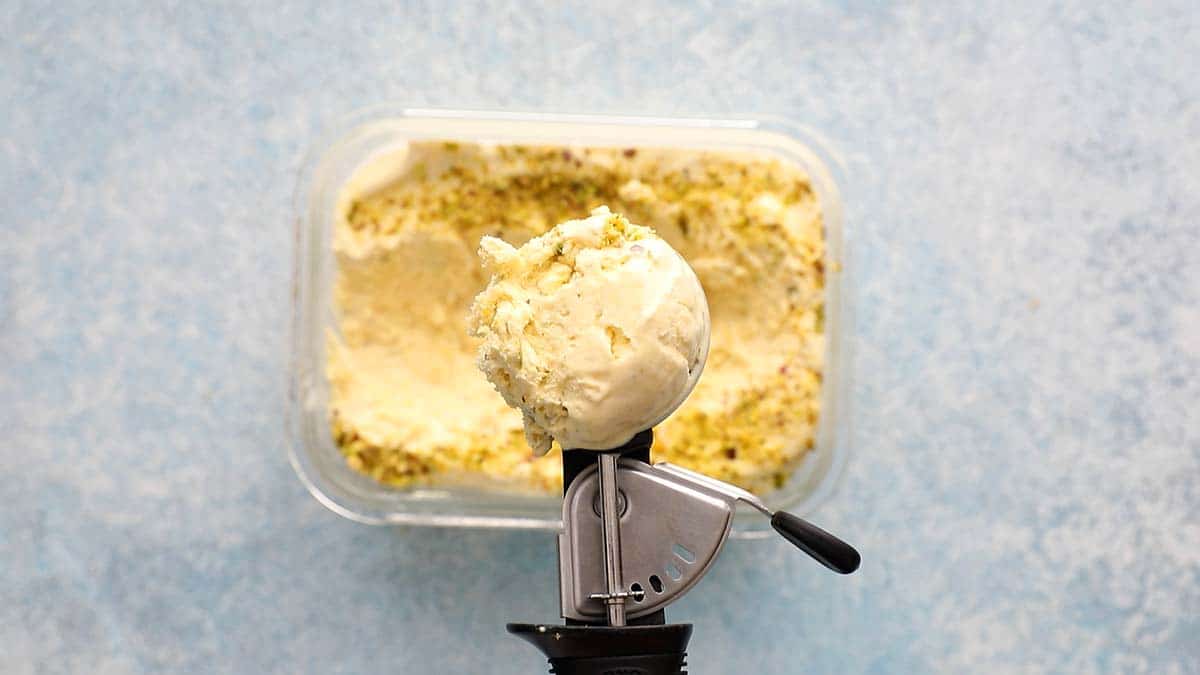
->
[[328, 141, 825, 494], [468, 207, 709, 454]]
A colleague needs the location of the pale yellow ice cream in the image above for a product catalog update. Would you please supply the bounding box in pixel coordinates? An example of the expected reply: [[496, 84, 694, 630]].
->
[[328, 141, 825, 494], [468, 207, 709, 454]]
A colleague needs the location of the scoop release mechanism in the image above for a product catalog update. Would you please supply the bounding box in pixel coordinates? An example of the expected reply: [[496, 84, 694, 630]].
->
[[508, 430, 859, 674]]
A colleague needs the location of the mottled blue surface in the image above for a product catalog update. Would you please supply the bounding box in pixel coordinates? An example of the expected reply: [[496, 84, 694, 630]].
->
[[3, 1, 1198, 673]]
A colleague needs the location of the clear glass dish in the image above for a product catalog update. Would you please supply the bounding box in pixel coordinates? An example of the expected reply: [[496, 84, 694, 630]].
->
[[287, 107, 852, 535]]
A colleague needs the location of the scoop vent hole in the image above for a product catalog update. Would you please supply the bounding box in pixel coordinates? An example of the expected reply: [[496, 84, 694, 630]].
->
[[648, 575, 664, 593], [672, 543, 696, 564], [665, 562, 683, 581]]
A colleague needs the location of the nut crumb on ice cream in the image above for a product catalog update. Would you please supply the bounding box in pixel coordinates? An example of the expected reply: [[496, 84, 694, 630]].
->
[[468, 207, 709, 455]]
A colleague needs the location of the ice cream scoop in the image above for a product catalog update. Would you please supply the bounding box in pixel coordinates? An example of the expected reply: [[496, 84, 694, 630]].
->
[[468, 206, 710, 455], [474, 213, 858, 672]]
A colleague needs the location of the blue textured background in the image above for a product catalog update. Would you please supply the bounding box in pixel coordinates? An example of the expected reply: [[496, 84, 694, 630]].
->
[[3, 2, 1198, 673]]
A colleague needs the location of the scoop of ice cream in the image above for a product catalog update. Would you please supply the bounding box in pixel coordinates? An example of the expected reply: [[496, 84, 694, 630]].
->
[[468, 206, 710, 455]]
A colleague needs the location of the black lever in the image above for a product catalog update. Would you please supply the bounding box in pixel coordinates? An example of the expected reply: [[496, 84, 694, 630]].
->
[[770, 511, 861, 574]]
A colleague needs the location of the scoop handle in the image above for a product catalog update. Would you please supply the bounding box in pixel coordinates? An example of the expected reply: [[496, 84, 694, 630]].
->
[[770, 511, 861, 574]]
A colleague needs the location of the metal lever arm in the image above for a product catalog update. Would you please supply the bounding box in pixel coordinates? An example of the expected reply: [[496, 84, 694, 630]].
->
[[596, 452, 627, 625], [654, 462, 860, 575]]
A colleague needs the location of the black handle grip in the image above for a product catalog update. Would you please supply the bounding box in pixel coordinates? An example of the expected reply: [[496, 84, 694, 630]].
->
[[545, 652, 687, 675], [508, 623, 691, 675], [770, 511, 861, 574]]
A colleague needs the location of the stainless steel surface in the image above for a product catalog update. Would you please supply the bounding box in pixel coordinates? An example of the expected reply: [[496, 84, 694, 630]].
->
[[597, 453, 627, 626], [558, 460, 735, 621], [654, 462, 774, 517]]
